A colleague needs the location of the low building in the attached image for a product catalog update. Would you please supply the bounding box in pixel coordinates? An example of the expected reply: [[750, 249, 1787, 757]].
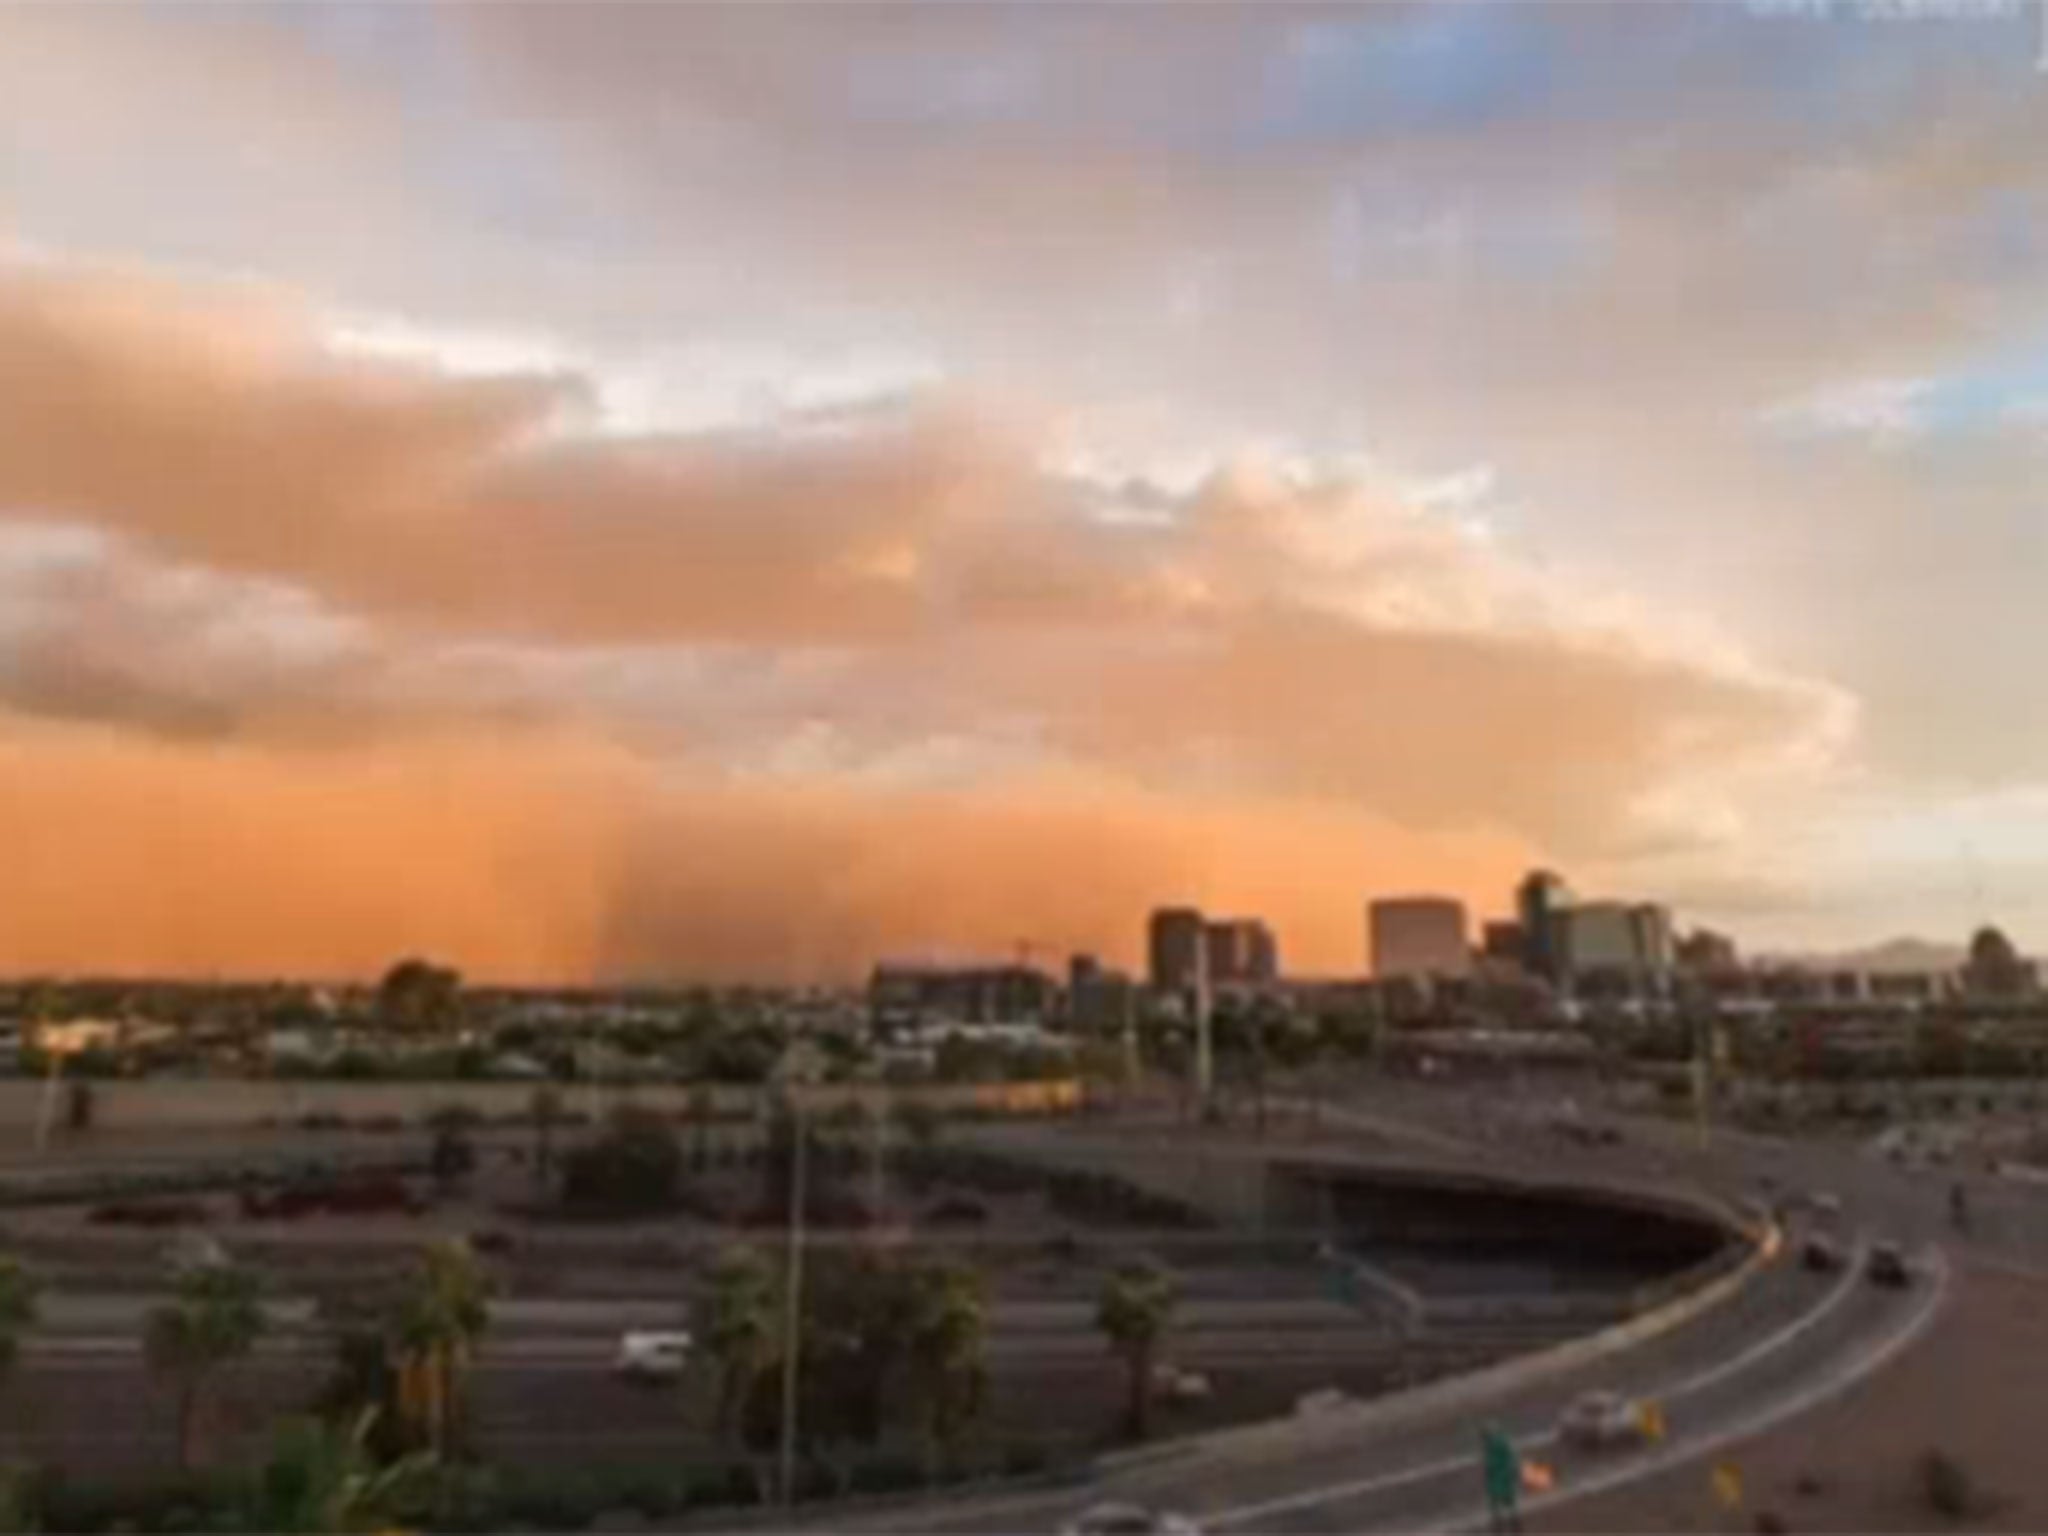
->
[[1370, 897, 1471, 980], [869, 962, 1057, 1030]]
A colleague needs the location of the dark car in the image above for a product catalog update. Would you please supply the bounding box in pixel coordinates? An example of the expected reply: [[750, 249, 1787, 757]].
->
[[1802, 1235, 1845, 1273], [1866, 1242, 1911, 1288]]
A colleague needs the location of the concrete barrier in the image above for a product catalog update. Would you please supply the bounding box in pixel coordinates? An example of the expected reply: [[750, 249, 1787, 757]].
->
[[1095, 1213, 1775, 1474]]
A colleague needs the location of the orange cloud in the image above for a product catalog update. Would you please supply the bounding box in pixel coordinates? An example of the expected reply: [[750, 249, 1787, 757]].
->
[[0, 260, 1849, 976]]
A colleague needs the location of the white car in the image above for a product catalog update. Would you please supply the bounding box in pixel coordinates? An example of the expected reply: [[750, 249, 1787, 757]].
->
[[1150, 1362, 1213, 1403], [1060, 1503, 1202, 1536], [1557, 1389, 1644, 1450], [614, 1330, 692, 1381]]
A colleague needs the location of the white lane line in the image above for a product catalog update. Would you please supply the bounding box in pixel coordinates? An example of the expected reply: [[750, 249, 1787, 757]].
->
[[1445, 1244, 1952, 1533], [1204, 1240, 1868, 1530]]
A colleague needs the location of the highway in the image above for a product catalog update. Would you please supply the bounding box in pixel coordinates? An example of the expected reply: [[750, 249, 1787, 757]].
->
[[787, 1089, 1986, 1534], [1, 1085, 2010, 1524]]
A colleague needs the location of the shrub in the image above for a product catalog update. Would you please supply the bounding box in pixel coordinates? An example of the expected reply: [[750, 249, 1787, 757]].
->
[[560, 1109, 683, 1216], [1001, 1443, 1053, 1478], [846, 1453, 923, 1496]]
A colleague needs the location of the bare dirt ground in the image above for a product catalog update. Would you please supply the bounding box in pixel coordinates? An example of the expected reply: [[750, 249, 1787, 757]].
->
[[1535, 1261, 2048, 1534]]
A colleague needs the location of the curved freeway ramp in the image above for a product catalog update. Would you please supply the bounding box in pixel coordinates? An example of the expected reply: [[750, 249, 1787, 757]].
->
[[792, 1192, 1944, 1534]]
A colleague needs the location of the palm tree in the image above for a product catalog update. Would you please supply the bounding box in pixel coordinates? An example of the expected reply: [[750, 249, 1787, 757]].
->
[[395, 1239, 489, 1456], [145, 1260, 265, 1471], [693, 1245, 778, 1446], [903, 1258, 986, 1477], [686, 1085, 716, 1174], [0, 1259, 41, 1382], [0, 1258, 40, 1450], [1096, 1259, 1176, 1442], [248, 1409, 435, 1533], [529, 1084, 563, 1190]]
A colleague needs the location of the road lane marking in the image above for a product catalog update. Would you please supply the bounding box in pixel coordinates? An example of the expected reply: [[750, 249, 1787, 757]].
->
[[1442, 1243, 1952, 1533], [1203, 1240, 1867, 1530]]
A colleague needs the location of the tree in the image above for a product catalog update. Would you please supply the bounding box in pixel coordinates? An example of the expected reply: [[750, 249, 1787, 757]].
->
[[686, 1085, 716, 1173], [1096, 1259, 1176, 1442], [146, 1259, 266, 1471], [394, 1239, 490, 1457], [903, 1258, 987, 1477], [64, 1080, 95, 1134], [0, 1257, 40, 1447], [529, 1085, 563, 1190], [1964, 927, 2031, 1000], [694, 1245, 778, 1447], [376, 959, 463, 1034], [425, 1104, 477, 1197], [246, 1410, 435, 1533]]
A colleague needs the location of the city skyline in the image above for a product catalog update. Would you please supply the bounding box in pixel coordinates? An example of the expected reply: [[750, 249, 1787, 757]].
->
[[3, 6, 2048, 980]]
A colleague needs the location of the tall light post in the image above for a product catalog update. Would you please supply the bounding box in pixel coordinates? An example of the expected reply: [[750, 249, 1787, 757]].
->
[[773, 1056, 819, 1509]]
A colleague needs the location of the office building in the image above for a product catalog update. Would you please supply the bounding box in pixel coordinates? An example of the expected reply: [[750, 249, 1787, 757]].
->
[[1630, 904, 1674, 972], [1067, 953, 1136, 1031], [1148, 907, 1207, 991], [1370, 897, 1471, 980], [1206, 918, 1278, 985], [1561, 902, 1639, 972], [869, 962, 1055, 1028], [1676, 928, 1740, 971], [1481, 920, 1528, 966], [1516, 870, 1575, 981]]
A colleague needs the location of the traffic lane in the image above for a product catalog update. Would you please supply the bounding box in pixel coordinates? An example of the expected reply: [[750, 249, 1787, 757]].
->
[[832, 1241, 1831, 1534], [1203, 1254, 1941, 1534], [1109, 1251, 1855, 1523]]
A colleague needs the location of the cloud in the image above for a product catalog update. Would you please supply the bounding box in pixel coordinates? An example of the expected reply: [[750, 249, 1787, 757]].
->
[[0, 261, 1847, 861], [1761, 376, 1937, 443], [36, 3, 2048, 961]]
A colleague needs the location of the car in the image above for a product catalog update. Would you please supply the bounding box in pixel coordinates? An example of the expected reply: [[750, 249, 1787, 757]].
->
[[1801, 1234, 1845, 1273], [1059, 1502, 1203, 1536], [1151, 1363, 1213, 1404], [1293, 1387, 1356, 1418], [1806, 1191, 1843, 1222], [614, 1330, 692, 1381], [1866, 1242, 1912, 1288], [1558, 1389, 1645, 1450]]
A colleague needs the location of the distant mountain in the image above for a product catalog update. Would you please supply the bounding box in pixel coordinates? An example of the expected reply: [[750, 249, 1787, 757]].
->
[[1765, 937, 1966, 975]]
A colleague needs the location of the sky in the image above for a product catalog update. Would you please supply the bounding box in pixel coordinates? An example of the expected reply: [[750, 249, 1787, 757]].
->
[[1, 1, 2047, 981]]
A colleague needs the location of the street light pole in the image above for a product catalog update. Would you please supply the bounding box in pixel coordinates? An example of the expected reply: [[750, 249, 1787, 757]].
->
[[777, 1092, 809, 1508]]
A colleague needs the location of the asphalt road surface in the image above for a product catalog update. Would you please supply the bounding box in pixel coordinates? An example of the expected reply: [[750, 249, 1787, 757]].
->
[[781, 1089, 1989, 1534]]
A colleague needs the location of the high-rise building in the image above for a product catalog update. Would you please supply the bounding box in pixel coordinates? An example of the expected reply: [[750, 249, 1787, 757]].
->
[[1369, 897, 1471, 980], [1630, 904, 1674, 972], [1147, 907, 1207, 991], [1205, 918, 1278, 985], [1516, 870, 1575, 981], [1559, 902, 1638, 972]]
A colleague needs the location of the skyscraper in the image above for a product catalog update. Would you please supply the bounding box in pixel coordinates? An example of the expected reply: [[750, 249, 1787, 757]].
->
[[1204, 918, 1278, 985], [1516, 869, 1575, 982], [1147, 907, 1207, 991]]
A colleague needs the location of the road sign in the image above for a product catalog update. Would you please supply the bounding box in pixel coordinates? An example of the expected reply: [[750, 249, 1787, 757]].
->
[[1637, 1398, 1667, 1442], [1713, 1462, 1744, 1509], [1481, 1427, 1520, 1513]]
